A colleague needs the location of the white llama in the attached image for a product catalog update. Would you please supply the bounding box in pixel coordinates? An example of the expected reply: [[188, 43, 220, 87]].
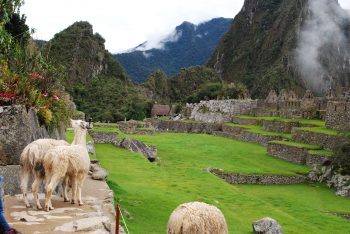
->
[[20, 119, 83, 209], [43, 119, 92, 211]]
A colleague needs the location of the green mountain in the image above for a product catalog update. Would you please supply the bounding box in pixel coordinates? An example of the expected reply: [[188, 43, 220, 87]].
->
[[116, 18, 232, 83], [46, 21, 151, 122], [208, 0, 350, 97], [143, 66, 248, 104]]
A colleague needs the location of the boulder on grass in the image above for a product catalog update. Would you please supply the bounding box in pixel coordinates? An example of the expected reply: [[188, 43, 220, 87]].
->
[[119, 138, 157, 162], [90, 163, 108, 181], [253, 217, 283, 234]]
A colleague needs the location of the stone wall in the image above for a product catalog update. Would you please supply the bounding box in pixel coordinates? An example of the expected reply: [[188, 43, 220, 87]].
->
[[218, 125, 284, 146], [306, 153, 331, 166], [325, 101, 350, 131], [0, 165, 20, 195], [291, 128, 347, 150], [150, 119, 222, 134], [187, 99, 257, 123], [89, 131, 118, 144], [267, 142, 308, 164], [267, 142, 330, 166], [0, 106, 49, 165], [118, 120, 138, 134], [0, 106, 67, 194], [211, 169, 307, 185], [262, 120, 300, 133], [232, 117, 260, 126]]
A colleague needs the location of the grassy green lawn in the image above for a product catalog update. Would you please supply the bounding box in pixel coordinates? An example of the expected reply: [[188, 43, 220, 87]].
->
[[225, 123, 292, 139], [93, 133, 350, 233], [270, 140, 322, 150], [96, 141, 350, 233], [239, 115, 325, 127], [308, 149, 334, 157], [91, 127, 120, 133], [296, 126, 340, 136]]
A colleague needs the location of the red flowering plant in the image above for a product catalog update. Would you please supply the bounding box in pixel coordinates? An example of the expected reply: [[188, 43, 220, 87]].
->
[[0, 0, 72, 128]]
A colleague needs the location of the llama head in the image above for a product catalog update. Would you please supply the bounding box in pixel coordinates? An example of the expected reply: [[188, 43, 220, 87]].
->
[[70, 119, 92, 129]]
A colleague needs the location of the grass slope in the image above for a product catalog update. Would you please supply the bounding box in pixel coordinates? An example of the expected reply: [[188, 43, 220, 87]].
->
[[94, 133, 350, 233], [225, 123, 292, 139], [239, 115, 325, 127]]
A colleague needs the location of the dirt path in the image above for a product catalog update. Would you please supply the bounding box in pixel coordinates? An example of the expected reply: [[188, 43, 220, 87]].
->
[[4, 177, 117, 234]]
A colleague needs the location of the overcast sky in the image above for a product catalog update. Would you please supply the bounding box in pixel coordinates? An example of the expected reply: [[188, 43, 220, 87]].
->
[[21, 0, 350, 54]]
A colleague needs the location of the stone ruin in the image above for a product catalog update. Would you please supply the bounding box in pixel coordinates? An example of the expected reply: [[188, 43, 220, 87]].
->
[[184, 88, 350, 131], [253, 89, 329, 119]]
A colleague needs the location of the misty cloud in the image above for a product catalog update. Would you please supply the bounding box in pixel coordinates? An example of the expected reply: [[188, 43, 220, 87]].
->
[[295, 0, 350, 93], [134, 29, 183, 51]]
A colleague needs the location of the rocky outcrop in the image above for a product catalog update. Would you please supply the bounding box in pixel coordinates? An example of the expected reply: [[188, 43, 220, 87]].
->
[[0, 105, 67, 194], [211, 169, 306, 185], [253, 217, 283, 234], [309, 165, 350, 198], [90, 162, 108, 181], [0, 106, 48, 165], [0, 165, 20, 195], [119, 138, 157, 162]]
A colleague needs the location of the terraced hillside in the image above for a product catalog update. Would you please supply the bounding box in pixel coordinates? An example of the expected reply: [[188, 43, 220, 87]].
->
[[90, 118, 350, 233]]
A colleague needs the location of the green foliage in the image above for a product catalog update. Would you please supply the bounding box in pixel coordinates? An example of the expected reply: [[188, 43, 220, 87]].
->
[[46, 21, 151, 121], [0, 1, 72, 127], [5, 13, 30, 46], [143, 69, 170, 103], [333, 143, 350, 175], [93, 132, 350, 233], [187, 82, 222, 103], [169, 66, 221, 102], [207, 0, 306, 98]]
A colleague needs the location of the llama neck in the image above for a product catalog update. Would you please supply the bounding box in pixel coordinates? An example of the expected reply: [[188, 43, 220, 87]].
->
[[72, 128, 87, 147]]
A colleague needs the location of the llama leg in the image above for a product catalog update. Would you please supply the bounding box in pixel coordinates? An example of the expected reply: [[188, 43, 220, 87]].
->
[[70, 176, 77, 204], [44, 175, 60, 212], [63, 176, 69, 202], [77, 174, 86, 206], [32, 176, 43, 210], [20, 170, 31, 208]]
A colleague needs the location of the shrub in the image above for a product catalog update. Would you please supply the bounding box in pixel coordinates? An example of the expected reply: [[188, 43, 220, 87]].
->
[[333, 143, 350, 175]]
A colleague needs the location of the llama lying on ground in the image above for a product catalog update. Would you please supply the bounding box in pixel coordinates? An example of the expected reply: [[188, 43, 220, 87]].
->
[[20, 139, 69, 209], [43, 120, 92, 211], [167, 202, 228, 234]]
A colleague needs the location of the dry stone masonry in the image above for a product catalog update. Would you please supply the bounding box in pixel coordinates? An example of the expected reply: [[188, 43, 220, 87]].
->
[[291, 128, 347, 150], [187, 99, 257, 123], [89, 130, 118, 144], [211, 169, 307, 185], [150, 119, 222, 134]]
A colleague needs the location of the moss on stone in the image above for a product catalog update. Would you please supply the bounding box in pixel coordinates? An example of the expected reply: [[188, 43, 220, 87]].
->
[[270, 140, 321, 150], [308, 149, 334, 157]]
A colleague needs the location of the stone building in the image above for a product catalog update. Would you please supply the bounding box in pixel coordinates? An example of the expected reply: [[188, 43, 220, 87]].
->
[[325, 89, 350, 131], [151, 104, 175, 117]]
